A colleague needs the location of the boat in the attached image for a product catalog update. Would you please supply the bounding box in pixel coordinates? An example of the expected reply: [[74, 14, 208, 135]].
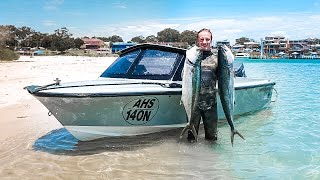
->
[[235, 52, 250, 58], [25, 44, 276, 141]]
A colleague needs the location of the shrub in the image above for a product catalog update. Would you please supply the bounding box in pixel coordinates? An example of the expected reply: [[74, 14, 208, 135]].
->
[[0, 48, 20, 61]]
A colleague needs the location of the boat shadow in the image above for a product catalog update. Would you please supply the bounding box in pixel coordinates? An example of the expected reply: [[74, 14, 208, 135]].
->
[[33, 109, 274, 156], [33, 127, 182, 156]]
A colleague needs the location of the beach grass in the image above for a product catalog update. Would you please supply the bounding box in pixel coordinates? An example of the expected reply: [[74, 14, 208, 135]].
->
[[0, 48, 20, 61]]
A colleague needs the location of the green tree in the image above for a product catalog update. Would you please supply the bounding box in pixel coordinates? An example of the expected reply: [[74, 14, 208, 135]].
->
[[145, 35, 158, 42], [0, 25, 18, 48], [96, 37, 109, 42], [236, 37, 250, 45], [180, 30, 197, 46], [27, 32, 45, 48], [0, 25, 11, 47], [157, 28, 180, 42], [51, 27, 74, 52], [74, 38, 84, 49], [16, 26, 35, 47], [107, 35, 123, 43], [131, 36, 146, 43], [40, 34, 53, 49]]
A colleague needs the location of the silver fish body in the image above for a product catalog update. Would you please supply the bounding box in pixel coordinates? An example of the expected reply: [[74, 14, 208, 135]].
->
[[180, 46, 202, 141], [217, 45, 245, 146]]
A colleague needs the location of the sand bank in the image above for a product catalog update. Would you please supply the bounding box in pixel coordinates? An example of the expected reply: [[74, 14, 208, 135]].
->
[[0, 55, 116, 140]]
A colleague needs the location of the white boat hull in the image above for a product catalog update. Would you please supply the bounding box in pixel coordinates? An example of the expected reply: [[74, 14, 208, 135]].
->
[[65, 124, 186, 141], [31, 78, 275, 141]]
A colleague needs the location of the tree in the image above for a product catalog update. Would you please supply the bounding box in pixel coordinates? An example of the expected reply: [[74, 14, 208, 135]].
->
[[131, 36, 146, 43], [180, 30, 197, 46], [15, 26, 35, 47], [236, 37, 250, 45], [26, 32, 45, 48], [40, 34, 53, 49], [0, 25, 11, 47], [145, 35, 158, 42], [107, 35, 123, 43], [157, 28, 180, 42], [51, 27, 74, 52], [74, 38, 84, 49], [96, 37, 109, 42]]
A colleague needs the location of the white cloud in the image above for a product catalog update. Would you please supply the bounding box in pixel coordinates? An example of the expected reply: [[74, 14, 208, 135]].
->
[[42, 20, 56, 26], [71, 13, 320, 44], [112, 1, 127, 9], [44, 0, 64, 10], [310, 15, 320, 20]]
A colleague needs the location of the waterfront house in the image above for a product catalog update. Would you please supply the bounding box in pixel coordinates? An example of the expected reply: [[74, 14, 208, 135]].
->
[[232, 44, 245, 52], [216, 40, 231, 48], [263, 36, 288, 55]]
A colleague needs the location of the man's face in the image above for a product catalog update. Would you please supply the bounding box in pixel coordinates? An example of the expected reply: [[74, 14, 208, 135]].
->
[[197, 31, 212, 51]]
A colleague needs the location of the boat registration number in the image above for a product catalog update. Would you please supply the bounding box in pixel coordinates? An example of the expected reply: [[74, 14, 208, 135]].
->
[[122, 97, 159, 125]]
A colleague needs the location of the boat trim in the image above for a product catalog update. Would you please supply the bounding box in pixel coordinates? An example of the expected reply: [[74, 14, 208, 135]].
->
[[33, 91, 182, 97], [30, 81, 276, 97]]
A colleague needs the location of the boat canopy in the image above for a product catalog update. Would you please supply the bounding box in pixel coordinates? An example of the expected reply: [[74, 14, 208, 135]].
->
[[101, 44, 246, 81]]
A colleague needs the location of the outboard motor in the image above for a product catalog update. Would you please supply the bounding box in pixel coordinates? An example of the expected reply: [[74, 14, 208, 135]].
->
[[233, 62, 246, 77]]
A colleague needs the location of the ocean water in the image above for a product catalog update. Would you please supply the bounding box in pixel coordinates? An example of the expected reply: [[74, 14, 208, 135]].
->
[[0, 59, 319, 179]]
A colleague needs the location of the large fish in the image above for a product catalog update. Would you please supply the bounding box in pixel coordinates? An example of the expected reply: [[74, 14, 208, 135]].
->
[[180, 46, 202, 141], [217, 45, 245, 146]]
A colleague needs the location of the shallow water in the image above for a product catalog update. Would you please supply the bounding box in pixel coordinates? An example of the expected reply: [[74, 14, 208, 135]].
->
[[0, 59, 319, 179]]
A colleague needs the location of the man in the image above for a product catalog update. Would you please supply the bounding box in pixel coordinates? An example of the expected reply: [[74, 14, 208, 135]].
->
[[185, 28, 218, 141]]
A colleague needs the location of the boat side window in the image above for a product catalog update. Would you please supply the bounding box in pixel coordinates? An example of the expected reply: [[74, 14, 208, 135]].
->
[[132, 50, 178, 76], [100, 50, 140, 77]]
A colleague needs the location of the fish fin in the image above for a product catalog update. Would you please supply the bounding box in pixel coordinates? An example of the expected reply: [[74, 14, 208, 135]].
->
[[179, 124, 198, 142], [230, 130, 245, 147]]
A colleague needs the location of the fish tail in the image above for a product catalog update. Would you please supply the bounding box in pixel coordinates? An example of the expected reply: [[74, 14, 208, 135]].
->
[[179, 124, 198, 142], [179, 125, 189, 139], [230, 130, 245, 147]]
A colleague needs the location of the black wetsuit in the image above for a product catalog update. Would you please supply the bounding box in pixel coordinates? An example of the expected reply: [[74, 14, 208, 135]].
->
[[188, 50, 218, 141]]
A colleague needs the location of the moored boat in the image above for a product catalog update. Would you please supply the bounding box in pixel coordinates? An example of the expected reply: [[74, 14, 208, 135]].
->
[[26, 44, 275, 141], [235, 52, 250, 58]]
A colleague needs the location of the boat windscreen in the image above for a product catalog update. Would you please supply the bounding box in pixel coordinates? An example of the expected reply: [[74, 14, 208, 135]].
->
[[101, 48, 181, 80], [132, 50, 178, 76], [101, 50, 140, 76]]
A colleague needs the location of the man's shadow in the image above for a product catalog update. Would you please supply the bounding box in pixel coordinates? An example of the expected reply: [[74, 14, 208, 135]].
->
[[33, 127, 183, 156]]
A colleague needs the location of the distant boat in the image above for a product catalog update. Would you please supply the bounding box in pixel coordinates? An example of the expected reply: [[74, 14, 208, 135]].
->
[[235, 52, 250, 58]]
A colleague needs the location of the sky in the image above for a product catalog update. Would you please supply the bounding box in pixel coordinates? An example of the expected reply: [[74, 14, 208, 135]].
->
[[1, 0, 320, 44]]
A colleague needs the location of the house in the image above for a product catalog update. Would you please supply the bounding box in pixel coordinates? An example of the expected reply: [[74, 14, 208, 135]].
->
[[81, 38, 105, 49], [263, 36, 288, 55], [215, 40, 231, 47]]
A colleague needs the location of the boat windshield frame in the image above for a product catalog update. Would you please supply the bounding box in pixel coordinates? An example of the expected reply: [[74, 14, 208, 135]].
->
[[100, 44, 185, 80]]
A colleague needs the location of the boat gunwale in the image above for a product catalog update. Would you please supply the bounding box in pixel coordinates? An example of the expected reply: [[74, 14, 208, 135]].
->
[[31, 81, 276, 98]]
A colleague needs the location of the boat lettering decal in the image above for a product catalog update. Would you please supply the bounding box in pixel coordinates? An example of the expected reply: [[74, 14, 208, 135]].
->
[[122, 97, 159, 125]]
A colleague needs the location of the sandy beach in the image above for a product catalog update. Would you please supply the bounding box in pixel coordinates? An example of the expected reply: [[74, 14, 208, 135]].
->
[[0, 56, 116, 141]]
